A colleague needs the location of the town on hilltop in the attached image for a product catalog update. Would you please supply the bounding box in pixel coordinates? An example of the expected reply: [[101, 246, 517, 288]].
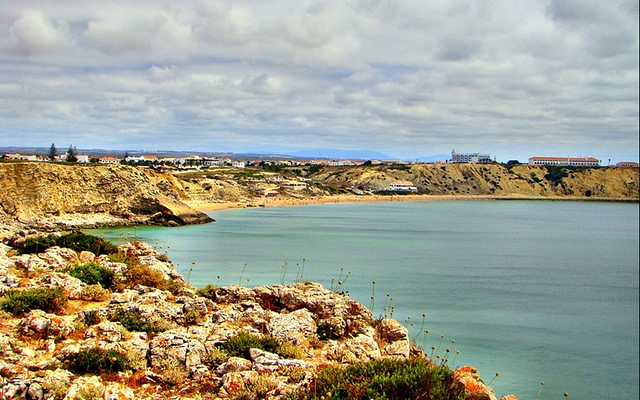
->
[[3, 146, 638, 169]]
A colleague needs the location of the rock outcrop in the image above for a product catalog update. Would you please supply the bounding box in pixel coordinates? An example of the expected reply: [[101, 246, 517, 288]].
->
[[1, 161, 637, 230], [311, 163, 639, 198], [0, 163, 213, 229], [0, 230, 518, 399]]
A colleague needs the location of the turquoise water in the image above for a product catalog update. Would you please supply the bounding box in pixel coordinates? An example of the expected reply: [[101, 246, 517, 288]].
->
[[91, 200, 639, 399]]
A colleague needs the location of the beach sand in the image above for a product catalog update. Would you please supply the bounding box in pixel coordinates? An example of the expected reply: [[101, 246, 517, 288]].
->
[[185, 193, 577, 212]]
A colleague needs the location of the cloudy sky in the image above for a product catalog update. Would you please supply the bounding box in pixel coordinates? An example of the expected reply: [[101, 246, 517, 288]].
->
[[1, 1, 638, 162]]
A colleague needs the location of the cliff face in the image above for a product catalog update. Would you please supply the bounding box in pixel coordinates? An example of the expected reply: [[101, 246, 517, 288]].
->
[[0, 163, 213, 228], [1, 162, 637, 230], [310, 164, 640, 198]]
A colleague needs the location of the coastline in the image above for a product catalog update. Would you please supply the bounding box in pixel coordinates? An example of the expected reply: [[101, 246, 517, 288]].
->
[[186, 193, 639, 213]]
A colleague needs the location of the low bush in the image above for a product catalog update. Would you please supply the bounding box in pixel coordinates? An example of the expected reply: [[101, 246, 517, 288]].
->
[[196, 284, 217, 300], [306, 356, 465, 400], [107, 251, 135, 266], [66, 347, 130, 374], [0, 287, 67, 316], [56, 232, 119, 255], [68, 262, 115, 289], [18, 235, 57, 254], [17, 232, 118, 256], [109, 307, 173, 333], [218, 332, 304, 360], [544, 166, 569, 186], [124, 263, 185, 294], [81, 309, 101, 326]]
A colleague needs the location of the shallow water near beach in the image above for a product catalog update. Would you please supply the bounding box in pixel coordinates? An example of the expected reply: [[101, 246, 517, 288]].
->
[[91, 200, 639, 399]]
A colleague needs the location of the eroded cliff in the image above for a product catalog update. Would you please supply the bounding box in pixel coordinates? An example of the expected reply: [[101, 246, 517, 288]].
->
[[0, 163, 213, 229], [310, 163, 639, 198]]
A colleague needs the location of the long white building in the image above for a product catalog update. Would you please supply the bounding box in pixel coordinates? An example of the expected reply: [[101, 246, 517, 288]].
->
[[528, 157, 600, 167]]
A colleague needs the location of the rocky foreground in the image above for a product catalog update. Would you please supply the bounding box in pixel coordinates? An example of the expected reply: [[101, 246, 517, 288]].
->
[[0, 230, 516, 400]]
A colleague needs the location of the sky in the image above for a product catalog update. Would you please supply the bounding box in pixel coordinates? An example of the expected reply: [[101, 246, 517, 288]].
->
[[0, 1, 638, 163]]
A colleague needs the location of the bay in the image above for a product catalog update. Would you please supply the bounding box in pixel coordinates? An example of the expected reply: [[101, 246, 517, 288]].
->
[[91, 200, 639, 399]]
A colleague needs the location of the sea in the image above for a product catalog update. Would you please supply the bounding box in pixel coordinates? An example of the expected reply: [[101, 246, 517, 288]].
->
[[90, 200, 639, 399]]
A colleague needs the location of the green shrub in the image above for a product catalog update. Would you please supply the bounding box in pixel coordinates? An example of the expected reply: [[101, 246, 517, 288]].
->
[[196, 284, 217, 300], [109, 307, 173, 333], [55, 232, 119, 255], [0, 287, 67, 316], [68, 262, 115, 289], [218, 332, 304, 360], [66, 347, 130, 374], [306, 356, 465, 400], [107, 252, 135, 266], [544, 166, 569, 186], [17, 232, 118, 255], [82, 310, 101, 326], [125, 263, 165, 288], [18, 235, 57, 254], [124, 263, 184, 294]]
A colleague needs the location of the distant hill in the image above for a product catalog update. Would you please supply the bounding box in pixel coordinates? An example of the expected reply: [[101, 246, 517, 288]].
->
[[416, 153, 450, 162], [289, 148, 396, 160]]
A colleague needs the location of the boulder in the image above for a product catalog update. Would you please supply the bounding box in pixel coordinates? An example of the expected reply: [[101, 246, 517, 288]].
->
[[148, 329, 208, 369], [63, 376, 105, 400], [267, 308, 316, 348], [104, 383, 136, 400], [216, 357, 253, 376], [19, 310, 74, 339], [454, 366, 498, 400], [375, 318, 410, 358]]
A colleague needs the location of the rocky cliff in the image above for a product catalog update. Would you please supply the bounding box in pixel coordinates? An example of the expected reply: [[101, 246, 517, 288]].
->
[[0, 231, 513, 400], [310, 163, 640, 198], [1, 162, 637, 231], [0, 163, 213, 229]]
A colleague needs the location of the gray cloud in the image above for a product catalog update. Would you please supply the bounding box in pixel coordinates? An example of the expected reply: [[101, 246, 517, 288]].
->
[[0, 0, 637, 162]]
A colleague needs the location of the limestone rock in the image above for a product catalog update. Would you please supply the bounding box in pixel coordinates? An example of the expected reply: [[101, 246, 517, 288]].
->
[[63, 376, 105, 400], [84, 321, 127, 342], [375, 318, 410, 358], [219, 370, 258, 398], [267, 308, 316, 347], [454, 366, 498, 400], [148, 329, 208, 369], [104, 382, 136, 400], [216, 357, 253, 375], [19, 310, 75, 339]]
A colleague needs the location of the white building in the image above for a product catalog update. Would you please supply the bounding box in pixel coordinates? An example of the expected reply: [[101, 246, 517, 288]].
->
[[388, 181, 418, 192], [528, 157, 600, 167], [616, 161, 639, 167], [451, 150, 491, 164], [281, 180, 307, 190], [126, 155, 158, 163]]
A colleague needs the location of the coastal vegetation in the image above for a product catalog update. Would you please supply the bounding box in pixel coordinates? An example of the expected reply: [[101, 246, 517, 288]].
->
[[0, 287, 67, 316], [0, 229, 508, 399], [307, 356, 465, 400], [66, 347, 131, 374], [217, 332, 306, 360], [16, 231, 118, 255], [68, 261, 115, 289]]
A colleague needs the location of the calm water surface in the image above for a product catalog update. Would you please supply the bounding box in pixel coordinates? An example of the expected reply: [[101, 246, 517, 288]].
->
[[92, 200, 639, 399]]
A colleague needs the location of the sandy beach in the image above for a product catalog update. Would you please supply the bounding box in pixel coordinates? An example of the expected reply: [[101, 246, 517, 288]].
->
[[185, 193, 627, 213]]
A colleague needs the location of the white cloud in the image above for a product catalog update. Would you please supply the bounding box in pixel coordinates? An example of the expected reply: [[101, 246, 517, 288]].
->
[[8, 10, 73, 55], [0, 1, 637, 162]]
